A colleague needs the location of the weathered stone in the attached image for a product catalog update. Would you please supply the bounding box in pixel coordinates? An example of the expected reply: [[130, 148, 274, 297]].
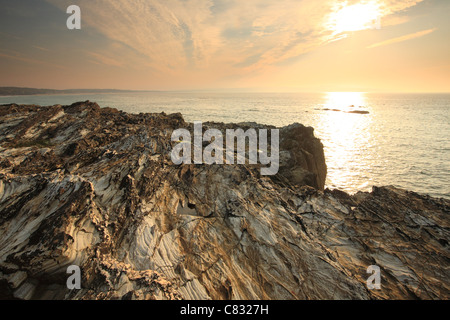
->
[[0, 102, 448, 300]]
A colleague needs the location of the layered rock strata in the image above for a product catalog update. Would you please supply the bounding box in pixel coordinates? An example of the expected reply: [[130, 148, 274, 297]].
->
[[0, 102, 448, 300]]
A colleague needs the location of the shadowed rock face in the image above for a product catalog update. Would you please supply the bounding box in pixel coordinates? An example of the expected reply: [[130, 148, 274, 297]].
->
[[0, 102, 448, 300]]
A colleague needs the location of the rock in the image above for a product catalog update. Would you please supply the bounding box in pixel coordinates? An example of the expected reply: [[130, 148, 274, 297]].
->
[[0, 102, 448, 300], [7, 271, 27, 289], [13, 280, 38, 300], [345, 110, 370, 114], [321, 107, 369, 115], [279, 123, 327, 190]]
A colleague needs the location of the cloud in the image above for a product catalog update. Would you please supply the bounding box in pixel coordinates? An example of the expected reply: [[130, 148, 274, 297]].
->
[[0, 31, 22, 40], [88, 52, 123, 67], [32, 45, 50, 52], [0, 52, 67, 69], [367, 28, 437, 49], [46, 0, 425, 77]]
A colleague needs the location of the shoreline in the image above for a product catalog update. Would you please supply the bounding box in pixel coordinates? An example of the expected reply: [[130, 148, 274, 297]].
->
[[1, 99, 448, 200], [0, 101, 448, 300]]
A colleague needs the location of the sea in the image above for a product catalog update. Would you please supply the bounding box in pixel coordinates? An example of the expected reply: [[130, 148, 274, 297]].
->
[[1, 92, 449, 199]]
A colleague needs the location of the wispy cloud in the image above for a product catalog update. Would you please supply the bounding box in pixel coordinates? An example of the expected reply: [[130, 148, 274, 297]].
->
[[88, 52, 123, 67], [32, 45, 50, 52], [0, 52, 67, 69], [367, 28, 437, 49], [46, 0, 425, 77], [0, 31, 22, 40]]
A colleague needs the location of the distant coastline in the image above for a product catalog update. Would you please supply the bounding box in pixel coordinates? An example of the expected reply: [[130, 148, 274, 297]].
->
[[1, 87, 449, 96], [0, 87, 145, 97]]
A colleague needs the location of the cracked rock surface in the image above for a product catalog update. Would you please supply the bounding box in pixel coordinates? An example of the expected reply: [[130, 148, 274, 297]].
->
[[0, 102, 448, 300]]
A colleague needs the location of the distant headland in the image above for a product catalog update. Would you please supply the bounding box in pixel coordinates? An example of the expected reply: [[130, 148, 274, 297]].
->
[[0, 87, 142, 96]]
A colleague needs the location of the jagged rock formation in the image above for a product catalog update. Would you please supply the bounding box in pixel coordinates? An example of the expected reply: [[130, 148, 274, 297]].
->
[[0, 102, 448, 300]]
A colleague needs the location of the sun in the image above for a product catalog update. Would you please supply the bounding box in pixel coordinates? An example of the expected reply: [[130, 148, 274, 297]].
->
[[328, 1, 381, 34]]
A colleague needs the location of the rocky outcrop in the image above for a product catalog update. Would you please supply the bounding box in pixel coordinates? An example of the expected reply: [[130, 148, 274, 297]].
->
[[0, 102, 448, 300], [318, 107, 370, 114]]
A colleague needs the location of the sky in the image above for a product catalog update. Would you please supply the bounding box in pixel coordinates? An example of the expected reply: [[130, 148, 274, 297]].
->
[[0, 0, 449, 92]]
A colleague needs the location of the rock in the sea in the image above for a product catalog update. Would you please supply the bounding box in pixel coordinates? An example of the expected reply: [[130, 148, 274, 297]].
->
[[345, 110, 370, 114], [0, 102, 448, 300]]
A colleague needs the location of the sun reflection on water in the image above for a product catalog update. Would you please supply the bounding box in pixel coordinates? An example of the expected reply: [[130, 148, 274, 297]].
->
[[319, 92, 374, 192]]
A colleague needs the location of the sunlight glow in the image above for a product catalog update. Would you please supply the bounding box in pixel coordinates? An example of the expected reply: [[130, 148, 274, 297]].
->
[[320, 92, 373, 192], [321, 92, 369, 156], [324, 92, 366, 111], [328, 1, 381, 34]]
